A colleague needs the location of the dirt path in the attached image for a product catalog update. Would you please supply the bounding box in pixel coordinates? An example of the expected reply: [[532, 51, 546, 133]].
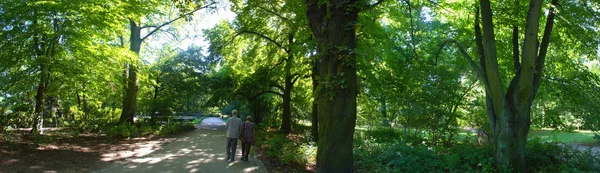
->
[[94, 129, 267, 173]]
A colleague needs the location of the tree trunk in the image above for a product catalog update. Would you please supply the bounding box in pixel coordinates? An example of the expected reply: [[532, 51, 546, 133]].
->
[[476, 0, 557, 172], [494, 101, 531, 172], [120, 20, 142, 123], [77, 92, 81, 108], [281, 33, 295, 134], [306, 0, 359, 171], [281, 75, 292, 133], [32, 64, 48, 135], [82, 85, 87, 119], [381, 97, 389, 126], [311, 59, 319, 142]]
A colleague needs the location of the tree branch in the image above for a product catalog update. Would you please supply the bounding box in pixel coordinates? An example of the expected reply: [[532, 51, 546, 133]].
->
[[512, 25, 520, 74], [403, 0, 419, 61], [248, 90, 284, 101], [141, 25, 158, 29], [256, 5, 290, 22], [271, 84, 284, 93], [435, 39, 484, 79], [141, 2, 216, 41], [479, 0, 504, 117], [533, 0, 558, 93], [369, 0, 384, 8], [231, 30, 288, 52], [426, 0, 453, 14], [475, 5, 497, 134]]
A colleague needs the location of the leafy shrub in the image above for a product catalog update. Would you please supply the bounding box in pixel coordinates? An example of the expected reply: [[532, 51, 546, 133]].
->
[[157, 122, 194, 136], [106, 123, 140, 138], [526, 137, 600, 173], [255, 128, 317, 170], [354, 129, 600, 173]]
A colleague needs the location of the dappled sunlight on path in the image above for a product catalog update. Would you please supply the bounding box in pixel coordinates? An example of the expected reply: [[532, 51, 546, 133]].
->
[[94, 129, 266, 173]]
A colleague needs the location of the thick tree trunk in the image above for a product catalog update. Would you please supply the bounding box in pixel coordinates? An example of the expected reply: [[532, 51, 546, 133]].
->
[[311, 59, 319, 142], [120, 20, 142, 123], [476, 0, 557, 172], [306, 0, 359, 172], [495, 101, 531, 172]]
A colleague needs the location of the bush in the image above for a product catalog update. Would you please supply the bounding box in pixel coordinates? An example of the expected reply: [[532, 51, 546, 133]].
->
[[254, 127, 317, 171], [526, 137, 600, 173], [157, 122, 195, 136], [106, 123, 140, 138], [353, 129, 600, 173]]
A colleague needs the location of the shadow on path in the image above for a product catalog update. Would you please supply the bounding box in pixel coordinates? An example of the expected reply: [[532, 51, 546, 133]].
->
[[94, 128, 266, 173]]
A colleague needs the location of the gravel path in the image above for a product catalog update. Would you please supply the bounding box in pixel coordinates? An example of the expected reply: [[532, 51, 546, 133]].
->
[[94, 122, 267, 173]]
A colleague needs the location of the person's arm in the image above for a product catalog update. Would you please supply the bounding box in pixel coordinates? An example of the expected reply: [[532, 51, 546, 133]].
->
[[251, 125, 255, 144]]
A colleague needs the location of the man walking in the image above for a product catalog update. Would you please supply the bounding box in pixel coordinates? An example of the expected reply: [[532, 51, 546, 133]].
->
[[226, 110, 243, 161]]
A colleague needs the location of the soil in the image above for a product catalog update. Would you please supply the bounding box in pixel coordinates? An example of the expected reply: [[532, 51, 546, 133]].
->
[[0, 128, 177, 173], [1, 128, 268, 173]]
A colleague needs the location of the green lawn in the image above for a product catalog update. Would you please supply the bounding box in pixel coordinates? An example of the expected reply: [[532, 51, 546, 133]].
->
[[528, 129, 598, 144]]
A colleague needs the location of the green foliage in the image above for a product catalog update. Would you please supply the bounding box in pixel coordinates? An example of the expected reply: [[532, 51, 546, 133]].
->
[[526, 138, 600, 173], [354, 129, 600, 173], [156, 122, 195, 136], [105, 122, 194, 138], [106, 123, 140, 138], [255, 127, 316, 170]]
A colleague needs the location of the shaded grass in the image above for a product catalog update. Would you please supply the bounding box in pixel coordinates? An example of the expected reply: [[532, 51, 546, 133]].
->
[[528, 129, 598, 145]]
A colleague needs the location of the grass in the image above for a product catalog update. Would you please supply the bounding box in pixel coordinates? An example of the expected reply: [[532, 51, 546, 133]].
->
[[528, 129, 598, 144]]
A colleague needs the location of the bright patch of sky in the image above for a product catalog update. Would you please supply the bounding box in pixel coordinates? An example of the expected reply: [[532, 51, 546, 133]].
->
[[421, 7, 433, 22], [142, 5, 236, 64]]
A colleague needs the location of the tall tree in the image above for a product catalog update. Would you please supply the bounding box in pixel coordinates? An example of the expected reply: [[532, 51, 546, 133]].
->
[[472, 0, 558, 171], [305, 0, 382, 171], [119, 0, 216, 123], [229, 0, 311, 134], [0, 0, 127, 134]]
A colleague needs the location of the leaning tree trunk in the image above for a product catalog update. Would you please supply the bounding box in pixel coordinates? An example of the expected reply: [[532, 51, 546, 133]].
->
[[120, 20, 142, 123], [306, 0, 359, 172]]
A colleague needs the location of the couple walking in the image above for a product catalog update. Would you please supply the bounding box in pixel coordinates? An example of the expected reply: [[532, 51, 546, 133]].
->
[[225, 110, 255, 162]]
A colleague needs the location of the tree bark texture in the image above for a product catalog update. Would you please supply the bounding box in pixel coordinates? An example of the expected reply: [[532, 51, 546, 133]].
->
[[120, 20, 142, 123], [311, 59, 319, 142], [476, 0, 557, 172], [306, 0, 359, 172]]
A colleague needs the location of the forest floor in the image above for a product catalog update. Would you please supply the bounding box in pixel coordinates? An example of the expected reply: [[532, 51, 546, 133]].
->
[[0, 127, 267, 173]]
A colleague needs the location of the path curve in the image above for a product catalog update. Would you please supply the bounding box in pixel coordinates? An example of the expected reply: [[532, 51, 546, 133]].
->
[[94, 122, 267, 173]]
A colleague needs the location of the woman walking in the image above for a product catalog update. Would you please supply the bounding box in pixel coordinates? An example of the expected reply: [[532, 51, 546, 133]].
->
[[240, 116, 255, 161]]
